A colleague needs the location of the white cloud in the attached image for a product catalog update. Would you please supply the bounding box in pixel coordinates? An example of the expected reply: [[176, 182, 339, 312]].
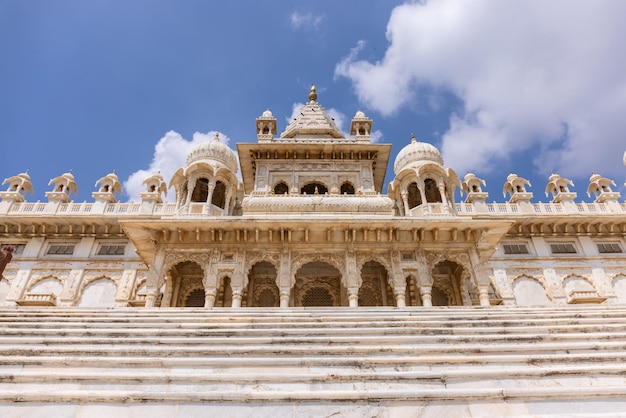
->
[[123, 130, 233, 202], [370, 130, 384, 144], [289, 11, 324, 30], [335, 0, 626, 180]]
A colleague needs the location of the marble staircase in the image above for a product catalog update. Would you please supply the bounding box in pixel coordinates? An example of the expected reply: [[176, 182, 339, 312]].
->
[[2, 306, 626, 417]]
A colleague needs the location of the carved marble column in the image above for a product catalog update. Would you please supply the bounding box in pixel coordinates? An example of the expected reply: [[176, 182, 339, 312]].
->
[[400, 190, 410, 215], [438, 182, 449, 213], [478, 286, 490, 307], [145, 289, 158, 308], [231, 287, 243, 307], [279, 289, 290, 308], [278, 247, 292, 308], [204, 288, 217, 308], [394, 286, 406, 307], [144, 246, 166, 308], [347, 287, 359, 307], [420, 285, 433, 307], [160, 273, 173, 307], [202, 250, 220, 308]]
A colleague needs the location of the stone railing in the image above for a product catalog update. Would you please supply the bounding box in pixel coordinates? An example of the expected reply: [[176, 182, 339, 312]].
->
[[409, 203, 454, 216], [4, 201, 177, 216], [4, 198, 625, 218], [567, 290, 606, 304], [16, 293, 57, 306]]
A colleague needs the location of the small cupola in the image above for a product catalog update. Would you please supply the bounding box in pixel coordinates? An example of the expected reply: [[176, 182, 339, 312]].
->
[[349, 110, 372, 142], [93, 172, 122, 203], [545, 173, 576, 203], [461, 173, 488, 203], [256, 109, 277, 143], [0, 171, 33, 202], [503, 173, 533, 203], [587, 173, 620, 203], [46, 171, 78, 203], [140, 173, 167, 203]]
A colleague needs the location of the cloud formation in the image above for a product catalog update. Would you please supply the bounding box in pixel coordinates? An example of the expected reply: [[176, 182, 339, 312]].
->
[[123, 130, 232, 202], [335, 1, 626, 179], [289, 11, 324, 30]]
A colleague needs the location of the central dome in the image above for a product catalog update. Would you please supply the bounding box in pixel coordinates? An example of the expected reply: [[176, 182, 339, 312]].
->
[[393, 135, 444, 175], [186, 133, 238, 173]]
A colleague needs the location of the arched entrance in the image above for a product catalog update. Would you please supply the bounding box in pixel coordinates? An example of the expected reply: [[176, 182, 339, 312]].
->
[[168, 261, 205, 307], [358, 261, 394, 306], [431, 260, 469, 306], [293, 261, 342, 307], [245, 261, 279, 307]]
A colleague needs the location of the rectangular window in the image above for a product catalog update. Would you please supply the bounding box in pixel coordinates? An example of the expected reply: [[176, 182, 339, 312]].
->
[[0, 243, 25, 256], [46, 244, 75, 255], [97, 245, 126, 256], [597, 243, 623, 254], [503, 244, 530, 255], [550, 243, 577, 254]]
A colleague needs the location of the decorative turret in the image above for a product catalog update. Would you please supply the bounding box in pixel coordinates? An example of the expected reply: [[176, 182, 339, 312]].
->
[[170, 132, 239, 215], [545, 174, 576, 203], [461, 173, 488, 204], [587, 173, 620, 203], [0, 171, 33, 203], [349, 110, 372, 143], [93, 172, 122, 203], [503, 173, 533, 204], [45, 171, 78, 203], [390, 134, 460, 216], [140, 173, 167, 204], [256, 109, 277, 143]]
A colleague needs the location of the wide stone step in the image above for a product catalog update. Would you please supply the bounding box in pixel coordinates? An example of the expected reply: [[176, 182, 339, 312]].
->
[[4, 362, 626, 383], [2, 306, 626, 414], [1, 328, 624, 345], [1, 385, 626, 404], [1, 339, 625, 358]]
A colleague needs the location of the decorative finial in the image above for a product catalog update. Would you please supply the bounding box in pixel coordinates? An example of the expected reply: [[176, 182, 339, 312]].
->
[[411, 133, 416, 143], [309, 84, 317, 102], [214, 132, 220, 142]]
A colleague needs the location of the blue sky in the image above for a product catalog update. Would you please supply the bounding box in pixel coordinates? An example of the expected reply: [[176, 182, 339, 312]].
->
[[2, 0, 625, 204]]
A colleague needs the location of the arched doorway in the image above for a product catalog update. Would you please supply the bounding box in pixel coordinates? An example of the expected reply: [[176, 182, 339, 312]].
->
[[431, 260, 469, 306], [246, 261, 279, 307], [301, 182, 328, 195], [191, 178, 209, 202], [293, 261, 342, 307], [358, 261, 394, 306], [168, 261, 205, 307]]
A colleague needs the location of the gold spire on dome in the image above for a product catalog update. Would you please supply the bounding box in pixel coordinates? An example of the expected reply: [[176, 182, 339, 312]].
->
[[411, 133, 416, 143], [308, 85, 317, 102], [214, 132, 220, 142]]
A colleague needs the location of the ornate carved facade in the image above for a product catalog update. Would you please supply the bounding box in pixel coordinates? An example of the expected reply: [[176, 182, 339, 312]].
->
[[1, 86, 626, 310]]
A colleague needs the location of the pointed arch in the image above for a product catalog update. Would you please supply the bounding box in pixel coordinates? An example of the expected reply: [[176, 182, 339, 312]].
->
[[511, 275, 553, 306], [612, 274, 626, 303], [77, 277, 117, 307]]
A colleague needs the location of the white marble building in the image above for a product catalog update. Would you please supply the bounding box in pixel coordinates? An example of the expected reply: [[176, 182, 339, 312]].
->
[[1, 86, 626, 311]]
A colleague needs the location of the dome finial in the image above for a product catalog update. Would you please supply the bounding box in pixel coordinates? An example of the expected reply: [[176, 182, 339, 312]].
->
[[214, 132, 220, 142], [411, 133, 416, 143], [308, 84, 317, 102]]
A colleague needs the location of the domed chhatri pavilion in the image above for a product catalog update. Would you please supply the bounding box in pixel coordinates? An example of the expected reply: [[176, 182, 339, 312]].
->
[[1, 86, 626, 416]]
